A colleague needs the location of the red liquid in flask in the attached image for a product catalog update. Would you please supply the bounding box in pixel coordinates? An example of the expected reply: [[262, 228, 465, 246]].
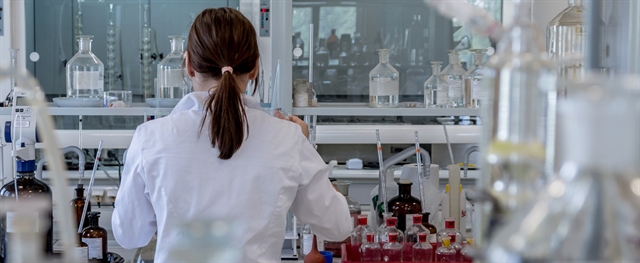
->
[[382, 233, 402, 262]]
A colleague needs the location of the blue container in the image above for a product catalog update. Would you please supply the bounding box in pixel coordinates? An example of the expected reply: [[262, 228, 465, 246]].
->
[[319, 251, 333, 263]]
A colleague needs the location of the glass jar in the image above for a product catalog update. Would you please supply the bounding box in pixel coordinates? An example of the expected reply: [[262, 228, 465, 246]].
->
[[424, 61, 448, 108], [156, 36, 187, 100], [464, 49, 486, 108], [369, 49, 399, 108], [387, 180, 422, 232], [441, 50, 466, 108], [66, 35, 104, 98], [293, 79, 310, 107]]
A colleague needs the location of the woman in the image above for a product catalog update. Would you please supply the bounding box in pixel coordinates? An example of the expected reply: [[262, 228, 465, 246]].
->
[[112, 8, 352, 262]]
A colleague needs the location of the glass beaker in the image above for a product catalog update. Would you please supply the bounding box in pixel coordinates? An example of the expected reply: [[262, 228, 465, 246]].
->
[[156, 36, 187, 99], [441, 50, 466, 108], [66, 35, 104, 98], [464, 49, 486, 108], [104, 91, 132, 108], [423, 61, 448, 108], [369, 49, 399, 108]]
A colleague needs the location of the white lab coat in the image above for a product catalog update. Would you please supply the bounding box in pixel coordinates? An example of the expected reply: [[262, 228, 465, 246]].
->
[[112, 92, 352, 262]]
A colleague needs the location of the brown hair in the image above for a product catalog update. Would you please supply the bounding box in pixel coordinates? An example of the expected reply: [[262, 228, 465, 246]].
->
[[188, 8, 260, 160]]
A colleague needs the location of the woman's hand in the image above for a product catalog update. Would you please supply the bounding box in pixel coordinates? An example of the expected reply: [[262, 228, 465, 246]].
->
[[274, 111, 309, 139]]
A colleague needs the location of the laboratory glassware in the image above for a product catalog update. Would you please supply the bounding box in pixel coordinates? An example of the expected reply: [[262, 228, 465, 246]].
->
[[0, 162, 54, 259], [547, 0, 585, 82], [74, 234, 89, 262], [388, 181, 422, 232], [74, 1, 84, 52], [293, 79, 310, 107], [301, 224, 312, 257], [376, 217, 405, 246], [420, 212, 438, 247], [460, 237, 474, 262], [133, 234, 156, 263], [304, 235, 325, 263], [0, 199, 51, 262], [104, 90, 132, 108], [424, 61, 448, 108], [141, 3, 159, 99], [360, 233, 382, 262], [326, 180, 361, 255], [369, 49, 399, 108], [412, 232, 434, 262], [382, 232, 403, 262], [405, 214, 429, 261], [156, 36, 187, 100], [435, 237, 456, 262], [4, 49, 18, 107], [464, 49, 486, 108], [404, 15, 427, 66], [82, 211, 107, 262], [436, 217, 463, 251], [350, 215, 375, 261], [478, 0, 558, 244], [403, 66, 427, 105], [70, 183, 91, 230], [66, 35, 105, 99], [484, 76, 640, 262], [441, 50, 466, 108], [105, 4, 123, 91]]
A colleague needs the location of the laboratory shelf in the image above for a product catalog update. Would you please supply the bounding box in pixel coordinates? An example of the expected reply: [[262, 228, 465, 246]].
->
[[0, 103, 174, 116], [292, 103, 480, 116], [330, 166, 480, 180], [285, 231, 298, 240]]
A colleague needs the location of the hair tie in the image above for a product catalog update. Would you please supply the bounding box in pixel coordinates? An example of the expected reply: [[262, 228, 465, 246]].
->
[[221, 66, 233, 74]]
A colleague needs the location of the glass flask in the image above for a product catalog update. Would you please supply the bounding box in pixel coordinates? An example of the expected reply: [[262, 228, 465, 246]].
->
[[0, 160, 53, 260], [133, 234, 156, 263], [81, 212, 107, 262], [388, 180, 422, 232], [424, 62, 448, 108], [369, 49, 399, 108], [485, 76, 640, 262], [460, 237, 474, 263], [66, 35, 105, 98], [441, 50, 466, 108], [382, 232, 402, 262], [478, 0, 558, 244], [350, 215, 375, 262], [404, 214, 428, 261], [436, 217, 463, 251], [412, 233, 433, 262], [156, 36, 187, 100], [421, 212, 438, 248], [375, 212, 394, 238], [435, 237, 456, 262], [547, 0, 585, 82], [376, 217, 405, 246], [105, 4, 123, 90], [360, 233, 382, 262], [70, 183, 91, 230], [464, 49, 486, 108]]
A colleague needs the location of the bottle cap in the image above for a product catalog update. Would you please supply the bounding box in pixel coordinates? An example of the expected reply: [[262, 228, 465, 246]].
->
[[412, 214, 423, 225], [389, 232, 398, 242], [76, 183, 84, 189], [418, 232, 428, 243], [357, 215, 368, 226], [442, 236, 451, 247], [385, 217, 397, 227], [366, 233, 375, 243]]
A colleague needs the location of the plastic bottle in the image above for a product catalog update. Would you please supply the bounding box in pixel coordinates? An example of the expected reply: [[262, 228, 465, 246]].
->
[[382, 232, 403, 262], [81, 212, 108, 263], [412, 232, 433, 262]]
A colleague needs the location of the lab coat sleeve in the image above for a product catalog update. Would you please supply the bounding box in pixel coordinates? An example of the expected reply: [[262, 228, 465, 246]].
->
[[289, 135, 353, 242], [112, 128, 157, 249]]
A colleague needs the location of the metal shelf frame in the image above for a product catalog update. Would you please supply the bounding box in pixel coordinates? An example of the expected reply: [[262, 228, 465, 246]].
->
[[292, 103, 481, 117]]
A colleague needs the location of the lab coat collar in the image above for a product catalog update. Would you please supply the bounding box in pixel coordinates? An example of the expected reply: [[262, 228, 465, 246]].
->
[[171, 91, 263, 115]]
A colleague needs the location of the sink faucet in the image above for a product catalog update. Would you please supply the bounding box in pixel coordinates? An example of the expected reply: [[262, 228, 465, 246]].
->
[[36, 146, 86, 180], [463, 146, 479, 178]]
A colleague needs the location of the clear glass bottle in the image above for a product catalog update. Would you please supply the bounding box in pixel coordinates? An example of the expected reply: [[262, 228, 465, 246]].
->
[[156, 36, 187, 100], [105, 4, 122, 91], [70, 183, 91, 230], [382, 232, 403, 262], [387, 181, 422, 232], [460, 237, 474, 263], [404, 214, 428, 262], [464, 49, 486, 108], [350, 215, 375, 262], [301, 224, 313, 257], [412, 232, 433, 262], [376, 217, 405, 247], [0, 160, 54, 259], [441, 50, 466, 108], [547, 0, 585, 82], [360, 233, 382, 262], [478, 0, 558, 243], [436, 217, 463, 251], [424, 62, 448, 108], [66, 35, 105, 98], [133, 234, 156, 263], [435, 237, 456, 262], [369, 49, 399, 108], [82, 211, 108, 263]]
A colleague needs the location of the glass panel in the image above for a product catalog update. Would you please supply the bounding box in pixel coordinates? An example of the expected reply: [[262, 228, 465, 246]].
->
[[292, 0, 502, 104]]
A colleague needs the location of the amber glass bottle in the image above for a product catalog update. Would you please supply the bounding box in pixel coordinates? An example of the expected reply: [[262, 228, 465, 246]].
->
[[304, 235, 325, 263], [0, 160, 53, 260], [387, 180, 422, 231], [82, 212, 108, 263], [422, 212, 438, 248], [71, 183, 91, 230], [73, 233, 89, 262]]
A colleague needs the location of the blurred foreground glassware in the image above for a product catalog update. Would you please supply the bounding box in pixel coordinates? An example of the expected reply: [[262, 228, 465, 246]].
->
[[369, 49, 399, 108], [133, 234, 156, 263], [484, 75, 640, 262], [66, 35, 104, 98]]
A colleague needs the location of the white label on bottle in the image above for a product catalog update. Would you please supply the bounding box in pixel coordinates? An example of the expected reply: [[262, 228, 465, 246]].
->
[[405, 214, 416, 230], [6, 212, 39, 233], [430, 233, 437, 244], [447, 78, 462, 98], [82, 238, 103, 259], [73, 71, 104, 90], [302, 234, 313, 255], [158, 68, 184, 87], [436, 84, 448, 105], [471, 79, 486, 101], [370, 77, 399, 96], [294, 94, 309, 107], [71, 247, 89, 263]]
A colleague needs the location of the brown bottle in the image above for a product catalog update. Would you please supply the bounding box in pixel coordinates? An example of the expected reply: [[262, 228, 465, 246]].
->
[[71, 184, 91, 230], [304, 235, 325, 263], [72, 233, 89, 262], [387, 180, 422, 232], [422, 212, 438, 247], [82, 212, 108, 263], [0, 160, 53, 260]]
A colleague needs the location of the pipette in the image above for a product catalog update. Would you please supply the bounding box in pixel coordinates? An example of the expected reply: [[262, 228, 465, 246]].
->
[[78, 140, 104, 234], [443, 125, 455, 165], [414, 131, 427, 213], [375, 130, 387, 215]]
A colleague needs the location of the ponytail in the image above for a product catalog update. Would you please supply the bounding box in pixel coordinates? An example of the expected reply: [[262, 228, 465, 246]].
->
[[202, 71, 248, 160]]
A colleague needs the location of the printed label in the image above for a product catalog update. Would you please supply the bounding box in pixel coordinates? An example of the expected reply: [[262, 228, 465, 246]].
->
[[71, 247, 88, 263], [430, 234, 437, 244], [73, 71, 104, 90], [294, 94, 309, 107], [447, 79, 463, 98], [436, 84, 448, 105], [445, 220, 455, 229], [6, 212, 39, 233], [302, 234, 312, 255], [471, 79, 486, 101], [82, 238, 103, 259]]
